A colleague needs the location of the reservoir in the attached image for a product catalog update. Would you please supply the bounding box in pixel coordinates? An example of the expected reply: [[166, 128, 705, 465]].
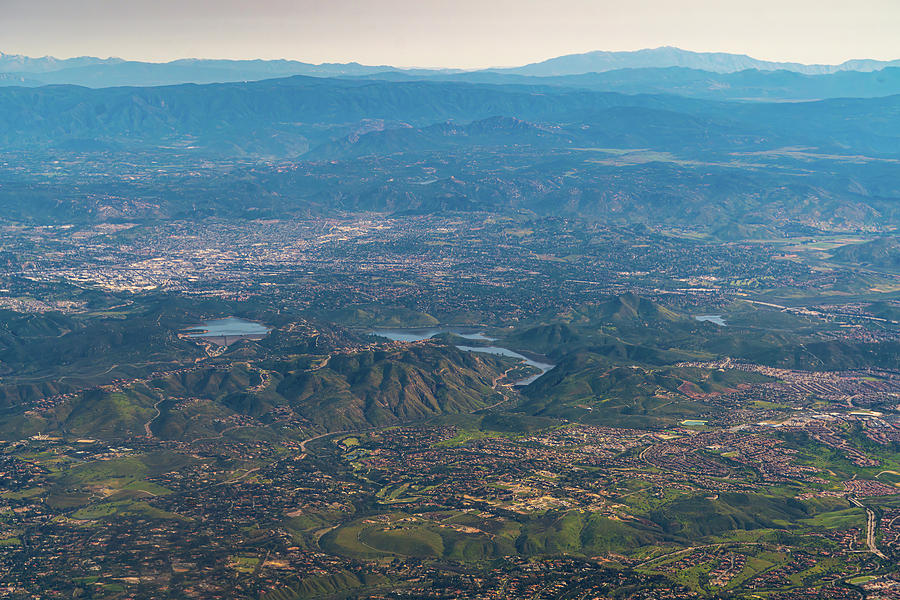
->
[[371, 328, 497, 343], [455, 345, 555, 386], [371, 328, 555, 386], [185, 317, 270, 344], [694, 315, 727, 326]]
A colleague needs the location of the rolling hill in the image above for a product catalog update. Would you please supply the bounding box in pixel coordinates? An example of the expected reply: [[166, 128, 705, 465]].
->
[[831, 237, 900, 270], [3, 76, 900, 158]]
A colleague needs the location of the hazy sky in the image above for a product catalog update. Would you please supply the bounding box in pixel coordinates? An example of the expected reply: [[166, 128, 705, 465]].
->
[[3, 0, 900, 68]]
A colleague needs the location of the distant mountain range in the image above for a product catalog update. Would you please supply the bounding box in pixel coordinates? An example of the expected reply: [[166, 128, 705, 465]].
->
[[356, 67, 900, 102], [0, 52, 125, 73], [3, 47, 900, 94], [492, 46, 900, 76], [0, 51, 457, 88]]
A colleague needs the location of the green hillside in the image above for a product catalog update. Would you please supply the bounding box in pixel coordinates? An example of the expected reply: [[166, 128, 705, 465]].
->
[[273, 345, 508, 431]]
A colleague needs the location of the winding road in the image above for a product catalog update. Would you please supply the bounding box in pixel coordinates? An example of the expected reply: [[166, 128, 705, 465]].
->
[[298, 431, 338, 459], [143, 399, 166, 437]]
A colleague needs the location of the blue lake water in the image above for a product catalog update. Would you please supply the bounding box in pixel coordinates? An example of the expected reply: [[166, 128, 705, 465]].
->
[[371, 328, 497, 343], [186, 317, 270, 338], [371, 328, 555, 386], [694, 315, 727, 326], [455, 345, 555, 386]]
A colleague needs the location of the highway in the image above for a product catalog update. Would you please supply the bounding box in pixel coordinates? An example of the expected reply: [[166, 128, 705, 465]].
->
[[849, 497, 887, 559]]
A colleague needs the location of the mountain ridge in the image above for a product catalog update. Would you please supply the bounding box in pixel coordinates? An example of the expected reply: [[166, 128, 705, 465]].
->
[[4, 46, 900, 89], [492, 46, 900, 76]]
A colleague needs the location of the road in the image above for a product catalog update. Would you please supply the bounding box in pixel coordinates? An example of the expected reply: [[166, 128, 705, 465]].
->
[[635, 542, 769, 568], [297, 426, 378, 458], [298, 432, 337, 459], [480, 372, 518, 411], [143, 399, 166, 437], [217, 467, 260, 487], [636, 544, 726, 568], [190, 424, 254, 443], [638, 444, 654, 462], [849, 496, 887, 559]]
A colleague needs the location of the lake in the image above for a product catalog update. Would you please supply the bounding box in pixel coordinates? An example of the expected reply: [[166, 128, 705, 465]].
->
[[371, 328, 497, 343], [185, 317, 270, 344], [694, 315, 727, 326], [455, 345, 555, 386], [371, 328, 555, 386]]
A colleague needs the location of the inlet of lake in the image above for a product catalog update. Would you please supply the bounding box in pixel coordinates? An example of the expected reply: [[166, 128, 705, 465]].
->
[[370, 328, 556, 386], [694, 315, 727, 326], [185, 317, 271, 343]]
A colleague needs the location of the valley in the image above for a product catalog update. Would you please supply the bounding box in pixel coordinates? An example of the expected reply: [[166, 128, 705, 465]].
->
[[0, 211, 897, 599], [0, 40, 899, 600]]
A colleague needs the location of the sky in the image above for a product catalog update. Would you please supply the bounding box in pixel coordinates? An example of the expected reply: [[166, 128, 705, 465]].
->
[[3, 0, 900, 68]]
